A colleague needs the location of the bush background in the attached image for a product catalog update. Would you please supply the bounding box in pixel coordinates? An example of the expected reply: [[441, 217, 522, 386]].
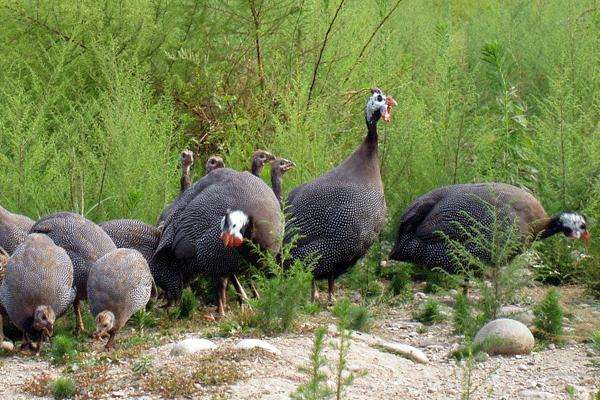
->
[[0, 0, 598, 290]]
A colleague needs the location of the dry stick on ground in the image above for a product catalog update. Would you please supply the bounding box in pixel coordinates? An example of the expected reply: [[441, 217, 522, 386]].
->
[[306, 0, 348, 110], [341, 0, 404, 86]]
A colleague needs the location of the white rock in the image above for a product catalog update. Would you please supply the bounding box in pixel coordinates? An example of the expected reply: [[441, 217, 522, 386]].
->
[[234, 339, 281, 356], [376, 340, 429, 364], [474, 318, 534, 356], [415, 292, 427, 300], [169, 338, 216, 356], [0, 341, 14, 352]]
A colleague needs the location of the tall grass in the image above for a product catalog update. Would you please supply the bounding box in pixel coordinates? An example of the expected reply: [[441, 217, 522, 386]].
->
[[0, 0, 598, 291]]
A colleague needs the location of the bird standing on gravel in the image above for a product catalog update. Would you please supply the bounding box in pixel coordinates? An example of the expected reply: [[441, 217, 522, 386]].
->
[[88, 248, 153, 349], [0, 234, 76, 353]]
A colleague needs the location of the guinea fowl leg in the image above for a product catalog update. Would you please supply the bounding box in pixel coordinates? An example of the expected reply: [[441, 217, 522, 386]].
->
[[327, 275, 336, 304], [73, 299, 85, 334], [250, 281, 261, 299], [105, 331, 116, 350], [0, 313, 4, 344], [217, 277, 229, 316], [311, 279, 320, 302]]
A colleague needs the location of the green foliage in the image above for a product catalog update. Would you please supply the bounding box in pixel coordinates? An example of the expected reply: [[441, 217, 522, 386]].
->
[[592, 330, 600, 354], [453, 292, 483, 340], [51, 376, 76, 400], [246, 238, 313, 334], [131, 309, 158, 330], [132, 356, 153, 375], [533, 288, 564, 342], [332, 298, 372, 332], [177, 289, 198, 320], [387, 264, 413, 297], [413, 299, 444, 325], [50, 335, 77, 365], [291, 327, 333, 400]]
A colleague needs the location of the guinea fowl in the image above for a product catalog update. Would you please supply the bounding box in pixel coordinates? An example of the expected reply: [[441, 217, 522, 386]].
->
[[29, 212, 116, 333], [250, 150, 276, 176], [100, 219, 167, 301], [389, 183, 590, 272], [0, 205, 34, 254], [285, 89, 396, 302], [153, 167, 283, 315], [0, 234, 76, 353], [206, 155, 225, 173], [88, 248, 153, 349], [270, 158, 295, 205]]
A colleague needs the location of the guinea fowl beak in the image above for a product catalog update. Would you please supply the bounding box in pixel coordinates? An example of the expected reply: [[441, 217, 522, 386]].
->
[[382, 96, 397, 122], [221, 231, 244, 248], [582, 230, 590, 244]]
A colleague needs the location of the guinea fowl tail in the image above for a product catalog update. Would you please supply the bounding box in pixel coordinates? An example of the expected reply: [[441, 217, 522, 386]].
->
[[388, 239, 403, 261]]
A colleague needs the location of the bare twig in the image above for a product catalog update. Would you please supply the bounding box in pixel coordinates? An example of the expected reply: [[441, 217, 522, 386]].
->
[[342, 0, 403, 85], [306, 0, 347, 109]]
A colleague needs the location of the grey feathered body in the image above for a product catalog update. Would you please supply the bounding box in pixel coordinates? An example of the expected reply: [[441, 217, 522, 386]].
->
[[389, 183, 548, 272], [87, 248, 153, 331], [0, 234, 76, 334], [286, 141, 386, 280], [29, 212, 117, 301], [101, 219, 160, 262], [155, 168, 282, 287], [0, 206, 34, 254]]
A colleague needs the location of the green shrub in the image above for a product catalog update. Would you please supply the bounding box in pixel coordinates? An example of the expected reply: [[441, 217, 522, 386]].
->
[[291, 327, 332, 400], [533, 288, 564, 342], [413, 299, 444, 325], [50, 335, 77, 365], [332, 298, 372, 332], [452, 292, 483, 339], [591, 330, 600, 354], [131, 309, 158, 330], [388, 264, 412, 297], [51, 376, 76, 400], [177, 288, 198, 320]]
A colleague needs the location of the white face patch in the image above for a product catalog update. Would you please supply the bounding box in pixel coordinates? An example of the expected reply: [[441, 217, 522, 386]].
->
[[559, 213, 587, 238], [365, 90, 389, 122], [223, 210, 249, 239]]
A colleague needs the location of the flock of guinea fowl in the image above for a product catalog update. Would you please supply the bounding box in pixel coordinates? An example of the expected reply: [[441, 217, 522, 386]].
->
[[0, 88, 591, 352]]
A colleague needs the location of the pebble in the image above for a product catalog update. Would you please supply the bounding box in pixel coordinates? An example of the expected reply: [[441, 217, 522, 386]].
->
[[415, 292, 427, 300], [474, 319, 534, 356], [518, 390, 554, 399], [169, 338, 217, 356], [1, 341, 14, 352], [234, 339, 282, 356], [376, 340, 429, 364], [547, 343, 556, 350], [518, 364, 529, 371]]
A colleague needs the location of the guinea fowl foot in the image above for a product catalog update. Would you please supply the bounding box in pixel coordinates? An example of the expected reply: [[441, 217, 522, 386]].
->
[[20, 341, 39, 355]]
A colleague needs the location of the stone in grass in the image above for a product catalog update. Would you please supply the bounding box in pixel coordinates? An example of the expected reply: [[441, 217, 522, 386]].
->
[[234, 339, 281, 356], [170, 338, 217, 356], [474, 318, 534, 356]]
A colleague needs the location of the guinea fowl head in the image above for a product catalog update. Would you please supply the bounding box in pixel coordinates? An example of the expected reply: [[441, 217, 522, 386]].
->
[[93, 310, 115, 340], [365, 88, 397, 126], [181, 150, 194, 169], [251, 150, 276, 175], [206, 155, 225, 173], [271, 158, 295, 174], [557, 213, 590, 243], [32, 305, 55, 339], [220, 210, 251, 248]]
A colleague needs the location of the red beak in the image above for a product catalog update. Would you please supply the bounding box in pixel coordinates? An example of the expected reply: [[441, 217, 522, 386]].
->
[[582, 230, 590, 244], [221, 232, 244, 248]]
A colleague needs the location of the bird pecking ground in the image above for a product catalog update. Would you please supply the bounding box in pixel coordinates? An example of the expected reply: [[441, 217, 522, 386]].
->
[[0, 285, 598, 400]]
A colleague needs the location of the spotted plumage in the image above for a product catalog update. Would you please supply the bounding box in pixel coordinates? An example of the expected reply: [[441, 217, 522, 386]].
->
[[0, 234, 76, 349], [87, 248, 153, 348], [285, 89, 395, 300], [0, 205, 34, 254], [153, 168, 283, 304], [389, 182, 590, 272], [29, 212, 116, 332]]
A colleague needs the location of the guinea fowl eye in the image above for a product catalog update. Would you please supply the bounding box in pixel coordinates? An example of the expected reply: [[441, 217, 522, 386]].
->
[[376, 95, 383, 102], [581, 224, 586, 230]]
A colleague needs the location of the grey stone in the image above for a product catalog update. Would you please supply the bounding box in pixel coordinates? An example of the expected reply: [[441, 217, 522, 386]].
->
[[474, 318, 534, 356], [169, 338, 217, 356]]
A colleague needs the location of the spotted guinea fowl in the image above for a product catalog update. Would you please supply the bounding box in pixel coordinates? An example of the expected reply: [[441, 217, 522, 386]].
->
[[285, 89, 396, 302], [88, 248, 153, 349], [0, 234, 76, 353], [0, 205, 34, 254], [99, 219, 169, 301], [389, 183, 590, 272], [206, 155, 225, 173], [270, 158, 295, 205], [153, 167, 283, 315], [250, 150, 276, 176], [29, 212, 116, 333]]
